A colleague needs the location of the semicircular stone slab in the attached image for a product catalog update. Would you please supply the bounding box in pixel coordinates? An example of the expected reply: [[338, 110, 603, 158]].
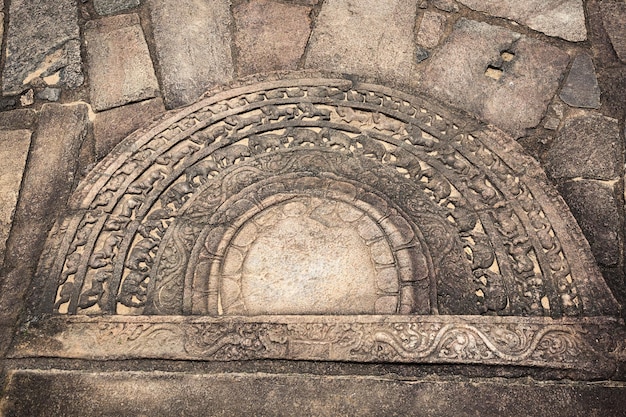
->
[[33, 73, 619, 320]]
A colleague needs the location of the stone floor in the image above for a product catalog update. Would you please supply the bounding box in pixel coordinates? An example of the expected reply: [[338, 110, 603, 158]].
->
[[0, 0, 625, 415]]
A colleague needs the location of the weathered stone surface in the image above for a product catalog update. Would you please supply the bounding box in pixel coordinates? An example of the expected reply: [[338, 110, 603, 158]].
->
[[233, 0, 312, 75], [601, 0, 626, 63], [545, 113, 622, 180], [94, 0, 140, 15], [147, 0, 234, 109], [93, 98, 165, 160], [560, 54, 601, 109], [417, 10, 447, 49], [558, 180, 620, 267], [0, 104, 87, 324], [2, 0, 83, 94], [0, 130, 31, 264], [85, 14, 159, 111], [0, 109, 37, 130], [457, 0, 587, 42], [306, 0, 419, 87], [421, 19, 570, 137], [431, 0, 459, 13], [36, 87, 61, 102], [3, 370, 626, 417]]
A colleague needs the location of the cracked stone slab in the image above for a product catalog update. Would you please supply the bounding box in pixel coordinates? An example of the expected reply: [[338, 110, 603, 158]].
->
[[2, 0, 83, 95], [0, 130, 31, 265], [147, 0, 234, 109], [94, 0, 140, 15], [558, 180, 620, 267], [420, 19, 570, 137], [601, 0, 626, 63], [456, 0, 587, 42], [305, 0, 419, 87], [233, 0, 312, 75], [559, 54, 601, 109], [544, 112, 622, 180], [85, 14, 159, 111]]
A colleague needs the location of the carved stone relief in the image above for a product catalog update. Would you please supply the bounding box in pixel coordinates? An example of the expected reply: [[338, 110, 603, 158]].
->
[[21, 73, 622, 371]]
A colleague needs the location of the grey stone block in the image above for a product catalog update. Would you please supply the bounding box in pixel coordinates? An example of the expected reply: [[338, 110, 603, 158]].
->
[[560, 54, 601, 109], [545, 112, 622, 180], [2, 0, 83, 94], [457, 0, 587, 42], [558, 180, 620, 267], [94, 0, 140, 15]]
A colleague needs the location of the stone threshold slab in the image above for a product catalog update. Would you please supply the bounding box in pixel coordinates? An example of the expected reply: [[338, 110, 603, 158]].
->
[[10, 315, 625, 377], [3, 369, 626, 417]]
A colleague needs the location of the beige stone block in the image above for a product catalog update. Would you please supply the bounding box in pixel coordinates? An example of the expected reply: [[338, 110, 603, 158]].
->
[[85, 14, 159, 111], [147, 0, 234, 108], [233, 0, 312, 75], [0, 130, 31, 263], [306, 0, 419, 87]]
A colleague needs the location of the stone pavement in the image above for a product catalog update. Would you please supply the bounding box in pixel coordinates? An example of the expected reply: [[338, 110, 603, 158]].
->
[[0, 0, 624, 415]]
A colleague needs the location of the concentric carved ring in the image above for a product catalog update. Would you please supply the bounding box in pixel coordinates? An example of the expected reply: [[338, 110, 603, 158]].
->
[[35, 74, 618, 318]]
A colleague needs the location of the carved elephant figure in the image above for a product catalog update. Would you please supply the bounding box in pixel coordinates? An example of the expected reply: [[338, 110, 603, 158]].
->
[[212, 145, 251, 167], [89, 232, 124, 269], [160, 181, 195, 208], [54, 281, 74, 312], [320, 127, 353, 150], [354, 135, 386, 160], [185, 159, 221, 184], [61, 252, 83, 284], [336, 106, 371, 124], [119, 196, 143, 218], [127, 169, 166, 194], [117, 271, 149, 307], [248, 134, 288, 154], [78, 270, 110, 309], [403, 124, 433, 148], [138, 208, 172, 239], [155, 143, 200, 167], [468, 173, 498, 204], [506, 238, 535, 275], [473, 269, 508, 313], [125, 238, 158, 272], [422, 168, 451, 201], [286, 127, 323, 147]]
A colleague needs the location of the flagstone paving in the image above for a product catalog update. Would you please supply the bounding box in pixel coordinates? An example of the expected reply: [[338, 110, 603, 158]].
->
[[0, 1, 625, 413]]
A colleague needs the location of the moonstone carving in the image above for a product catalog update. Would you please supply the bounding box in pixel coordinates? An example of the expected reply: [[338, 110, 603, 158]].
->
[[23, 74, 622, 374]]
